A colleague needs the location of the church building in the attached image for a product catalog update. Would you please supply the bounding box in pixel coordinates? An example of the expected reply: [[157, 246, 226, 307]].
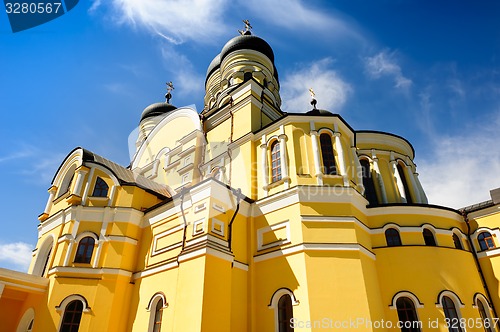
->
[[1, 22, 500, 332]]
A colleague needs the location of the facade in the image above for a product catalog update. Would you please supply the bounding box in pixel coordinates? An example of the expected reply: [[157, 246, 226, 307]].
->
[[1, 26, 500, 332]]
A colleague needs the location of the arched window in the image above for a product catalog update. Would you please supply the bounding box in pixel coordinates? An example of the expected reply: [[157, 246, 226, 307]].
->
[[385, 228, 402, 247], [452, 234, 463, 250], [60, 300, 83, 332], [74, 237, 95, 264], [396, 163, 413, 203], [477, 299, 494, 332], [396, 297, 421, 332], [153, 298, 163, 332], [33, 236, 54, 277], [41, 247, 52, 276], [478, 232, 495, 251], [319, 133, 336, 175], [278, 295, 294, 332], [91, 177, 108, 197], [16, 307, 35, 332], [360, 159, 378, 205], [271, 141, 282, 182], [26, 319, 34, 332], [442, 296, 463, 332], [147, 293, 167, 332], [423, 229, 436, 246]]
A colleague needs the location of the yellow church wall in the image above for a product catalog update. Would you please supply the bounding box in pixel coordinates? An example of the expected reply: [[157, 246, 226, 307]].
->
[[200, 255, 234, 332], [230, 266, 248, 331], [303, 251, 384, 331], [375, 247, 485, 329], [477, 256, 500, 315], [253, 252, 310, 332], [171, 256, 206, 331]]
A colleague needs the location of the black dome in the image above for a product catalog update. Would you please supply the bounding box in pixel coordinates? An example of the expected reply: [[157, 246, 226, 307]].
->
[[306, 108, 333, 116], [206, 53, 221, 79], [140, 102, 177, 122], [220, 33, 275, 63]]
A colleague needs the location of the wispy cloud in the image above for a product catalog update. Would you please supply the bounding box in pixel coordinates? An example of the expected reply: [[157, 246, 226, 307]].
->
[[0, 242, 32, 272], [419, 110, 500, 208], [90, 0, 229, 44], [364, 50, 412, 91], [0, 145, 36, 163], [239, 0, 362, 40], [160, 47, 205, 98], [281, 58, 352, 113]]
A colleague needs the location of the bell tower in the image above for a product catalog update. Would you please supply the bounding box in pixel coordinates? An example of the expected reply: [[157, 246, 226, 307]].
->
[[201, 21, 283, 197]]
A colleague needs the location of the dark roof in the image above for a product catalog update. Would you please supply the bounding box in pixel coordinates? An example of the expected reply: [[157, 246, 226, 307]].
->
[[205, 32, 279, 85], [53, 147, 171, 199], [221, 33, 275, 63], [140, 102, 177, 122], [206, 53, 221, 80], [460, 200, 494, 214], [306, 108, 333, 116]]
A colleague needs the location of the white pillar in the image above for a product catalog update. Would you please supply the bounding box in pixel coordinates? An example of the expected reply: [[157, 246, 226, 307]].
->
[[333, 132, 349, 186], [405, 164, 421, 203], [63, 239, 75, 266], [371, 153, 388, 204], [414, 172, 428, 204], [310, 122, 323, 185], [73, 167, 89, 197], [43, 186, 57, 215], [279, 126, 289, 189], [260, 135, 269, 195]]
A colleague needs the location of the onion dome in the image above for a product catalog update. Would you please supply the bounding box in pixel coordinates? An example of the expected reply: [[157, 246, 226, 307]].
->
[[220, 31, 275, 64], [306, 108, 333, 116], [140, 81, 177, 122], [140, 102, 176, 122]]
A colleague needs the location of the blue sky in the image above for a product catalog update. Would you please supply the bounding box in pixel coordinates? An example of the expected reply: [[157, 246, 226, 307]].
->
[[0, 0, 499, 271]]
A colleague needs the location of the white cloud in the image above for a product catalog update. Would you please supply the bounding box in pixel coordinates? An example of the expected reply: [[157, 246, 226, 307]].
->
[[418, 111, 500, 208], [0, 242, 32, 272], [239, 0, 361, 40], [90, 0, 229, 44], [281, 58, 352, 113], [364, 50, 412, 90], [160, 47, 205, 98]]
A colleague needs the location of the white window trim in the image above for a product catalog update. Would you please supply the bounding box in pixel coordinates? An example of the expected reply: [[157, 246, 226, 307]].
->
[[389, 291, 424, 309], [147, 292, 168, 332], [16, 307, 35, 332], [31, 234, 55, 276], [268, 288, 299, 332]]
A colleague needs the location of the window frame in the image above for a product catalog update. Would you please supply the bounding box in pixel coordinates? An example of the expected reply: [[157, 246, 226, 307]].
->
[[56, 295, 90, 332], [441, 296, 464, 332], [360, 158, 378, 205], [422, 228, 437, 246], [395, 297, 422, 332], [475, 294, 494, 332], [319, 133, 337, 175], [385, 228, 402, 247], [452, 233, 463, 250], [91, 177, 109, 198], [478, 232, 495, 251], [268, 288, 299, 332], [74, 236, 96, 264], [396, 162, 413, 204], [270, 140, 282, 183], [147, 293, 168, 332]]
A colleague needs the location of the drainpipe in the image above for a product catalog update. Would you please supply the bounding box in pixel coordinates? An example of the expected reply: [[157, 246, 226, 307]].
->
[[463, 210, 499, 319], [228, 188, 242, 252], [179, 187, 189, 254]]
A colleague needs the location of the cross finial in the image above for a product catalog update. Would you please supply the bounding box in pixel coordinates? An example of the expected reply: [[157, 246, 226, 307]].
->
[[165, 81, 174, 103], [238, 19, 252, 35], [309, 88, 317, 109]]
